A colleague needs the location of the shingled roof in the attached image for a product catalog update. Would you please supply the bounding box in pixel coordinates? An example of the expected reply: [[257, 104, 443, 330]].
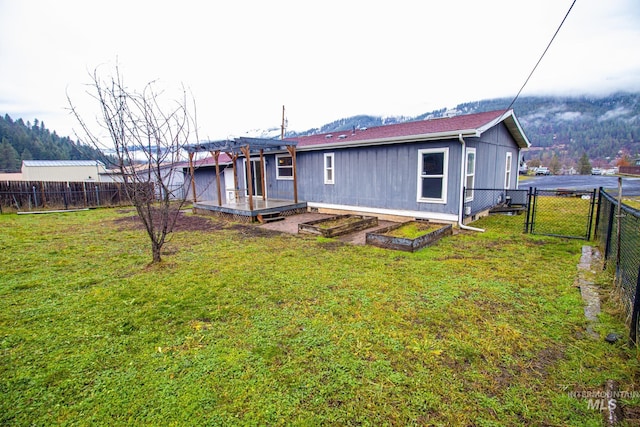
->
[[189, 109, 530, 168], [290, 109, 530, 149]]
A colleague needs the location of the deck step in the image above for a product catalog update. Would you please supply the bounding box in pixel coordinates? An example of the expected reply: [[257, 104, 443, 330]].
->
[[257, 213, 285, 224]]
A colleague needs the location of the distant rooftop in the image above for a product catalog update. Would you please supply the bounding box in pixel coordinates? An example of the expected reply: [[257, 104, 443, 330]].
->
[[22, 160, 105, 167]]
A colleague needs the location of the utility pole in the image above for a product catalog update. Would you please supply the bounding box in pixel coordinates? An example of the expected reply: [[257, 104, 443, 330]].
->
[[281, 105, 286, 140]]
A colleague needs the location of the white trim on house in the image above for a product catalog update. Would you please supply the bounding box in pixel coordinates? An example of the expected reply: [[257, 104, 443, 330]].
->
[[416, 147, 448, 204], [504, 152, 513, 189], [323, 153, 335, 184], [242, 158, 268, 198], [275, 154, 293, 180], [465, 147, 476, 202], [307, 202, 459, 223]]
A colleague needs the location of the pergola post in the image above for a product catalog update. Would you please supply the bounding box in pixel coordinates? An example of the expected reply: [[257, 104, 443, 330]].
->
[[259, 149, 266, 201], [240, 145, 253, 211], [227, 152, 240, 203], [286, 145, 298, 203], [186, 137, 298, 209], [210, 150, 222, 206], [188, 152, 197, 203]]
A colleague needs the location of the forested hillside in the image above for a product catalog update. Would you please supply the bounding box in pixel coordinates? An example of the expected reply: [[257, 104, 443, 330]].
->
[[291, 92, 640, 167], [0, 114, 106, 172]]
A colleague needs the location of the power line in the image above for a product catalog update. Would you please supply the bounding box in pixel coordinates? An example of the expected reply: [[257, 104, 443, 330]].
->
[[504, 0, 578, 113]]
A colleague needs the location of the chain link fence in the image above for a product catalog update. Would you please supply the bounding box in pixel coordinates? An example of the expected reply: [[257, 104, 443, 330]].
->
[[526, 188, 598, 239], [462, 188, 528, 226], [595, 188, 640, 344]]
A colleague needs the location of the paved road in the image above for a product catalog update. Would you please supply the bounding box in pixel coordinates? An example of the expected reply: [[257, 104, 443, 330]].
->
[[520, 175, 640, 196]]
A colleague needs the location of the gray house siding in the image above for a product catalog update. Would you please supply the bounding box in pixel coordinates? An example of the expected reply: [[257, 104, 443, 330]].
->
[[472, 123, 520, 190], [265, 140, 464, 217], [189, 117, 524, 222], [190, 167, 226, 202]]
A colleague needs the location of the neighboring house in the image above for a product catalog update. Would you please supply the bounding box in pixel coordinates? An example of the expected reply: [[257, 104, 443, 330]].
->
[[21, 160, 108, 182], [619, 158, 640, 176], [188, 109, 530, 224], [100, 162, 187, 199]]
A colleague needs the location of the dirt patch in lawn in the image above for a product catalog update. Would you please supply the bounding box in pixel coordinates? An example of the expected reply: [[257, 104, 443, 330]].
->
[[114, 209, 226, 232], [226, 223, 284, 239]]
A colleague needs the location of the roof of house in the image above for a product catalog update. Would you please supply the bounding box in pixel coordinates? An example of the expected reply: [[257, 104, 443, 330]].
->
[[290, 109, 530, 149], [22, 160, 105, 167], [191, 109, 529, 168]]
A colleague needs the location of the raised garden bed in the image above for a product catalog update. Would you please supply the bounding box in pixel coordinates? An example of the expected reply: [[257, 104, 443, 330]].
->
[[366, 221, 452, 252], [298, 214, 378, 238]]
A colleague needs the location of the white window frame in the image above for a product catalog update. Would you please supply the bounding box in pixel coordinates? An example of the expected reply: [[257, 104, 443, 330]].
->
[[275, 154, 293, 180], [416, 147, 448, 204], [465, 147, 476, 202], [504, 152, 513, 189], [324, 153, 335, 184]]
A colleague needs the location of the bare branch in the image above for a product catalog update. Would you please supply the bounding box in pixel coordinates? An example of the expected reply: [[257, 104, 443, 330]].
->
[[68, 64, 199, 264]]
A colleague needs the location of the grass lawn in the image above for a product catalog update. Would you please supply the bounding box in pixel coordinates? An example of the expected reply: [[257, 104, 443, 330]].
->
[[1, 208, 638, 425], [623, 197, 640, 210]]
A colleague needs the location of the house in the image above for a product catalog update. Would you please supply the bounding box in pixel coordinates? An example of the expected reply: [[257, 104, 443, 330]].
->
[[619, 158, 640, 176], [100, 162, 187, 199], [187, 109, 530, 224], [20, 160, 108, 182]]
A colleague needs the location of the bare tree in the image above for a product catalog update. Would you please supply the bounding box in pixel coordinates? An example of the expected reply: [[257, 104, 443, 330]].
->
[[68, 66, 197, 264]]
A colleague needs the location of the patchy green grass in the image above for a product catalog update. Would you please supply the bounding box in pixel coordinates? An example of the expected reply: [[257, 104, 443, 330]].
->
[[384, 221, 442, 239], [623, 197, 640, 210], [316, 216, 362, 229], [0, 208, 638, 425], [531, 195, 596, 238]]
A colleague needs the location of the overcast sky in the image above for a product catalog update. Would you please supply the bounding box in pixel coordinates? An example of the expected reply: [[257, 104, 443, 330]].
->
[[1, 0, 639, 142]]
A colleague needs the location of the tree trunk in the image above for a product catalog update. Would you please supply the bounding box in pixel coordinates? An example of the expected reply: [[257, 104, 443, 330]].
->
[[151, 241, 162, 264]]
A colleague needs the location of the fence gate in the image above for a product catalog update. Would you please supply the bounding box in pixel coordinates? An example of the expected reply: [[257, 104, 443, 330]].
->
[[525, 188, 598, 240]]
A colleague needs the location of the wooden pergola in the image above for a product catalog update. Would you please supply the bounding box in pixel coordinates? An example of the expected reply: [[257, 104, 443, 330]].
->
[[185, 137, 298, 211]]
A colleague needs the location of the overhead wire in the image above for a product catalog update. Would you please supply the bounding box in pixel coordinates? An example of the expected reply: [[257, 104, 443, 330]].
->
[[503, 0, 578, 114]]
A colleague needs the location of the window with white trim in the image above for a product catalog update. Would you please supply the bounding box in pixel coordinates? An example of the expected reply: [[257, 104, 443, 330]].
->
[[276, 154, 293, 180], [465, 148, 476, 201], [324, 153, 334, 184], [504, 152, 513, 189], [417, 148, 448, 203]]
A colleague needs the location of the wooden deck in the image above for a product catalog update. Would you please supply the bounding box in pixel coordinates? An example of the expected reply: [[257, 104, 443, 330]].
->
[[192, 198, 308, 222]]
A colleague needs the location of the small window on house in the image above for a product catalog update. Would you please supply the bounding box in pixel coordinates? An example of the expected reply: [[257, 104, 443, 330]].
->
[[324, 153, 335, 184], [465, 148, 476, 201], [505, 152, 513, 189], [417, 148, 448, 204], [276, 154, 293, 180]]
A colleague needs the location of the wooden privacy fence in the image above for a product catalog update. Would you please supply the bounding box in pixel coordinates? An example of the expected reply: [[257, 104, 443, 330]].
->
[[0, 181, 143, 212]]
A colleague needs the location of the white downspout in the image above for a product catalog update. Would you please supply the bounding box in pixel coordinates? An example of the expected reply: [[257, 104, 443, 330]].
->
[[458, 134, 485, 232]]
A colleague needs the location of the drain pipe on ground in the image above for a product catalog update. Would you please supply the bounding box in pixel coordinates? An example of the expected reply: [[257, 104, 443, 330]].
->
[[458, 134, 485, 232]]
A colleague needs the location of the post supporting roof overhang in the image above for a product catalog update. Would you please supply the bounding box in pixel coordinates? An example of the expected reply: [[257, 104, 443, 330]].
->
[[186, 137, 299, 208]]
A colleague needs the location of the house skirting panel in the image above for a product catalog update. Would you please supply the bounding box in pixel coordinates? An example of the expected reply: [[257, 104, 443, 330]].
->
[[307, 202, 458, 224]]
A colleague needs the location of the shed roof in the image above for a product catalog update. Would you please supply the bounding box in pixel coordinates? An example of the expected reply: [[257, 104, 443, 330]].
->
[[290, 109, 530, 149], [22, 160, 105, 167]]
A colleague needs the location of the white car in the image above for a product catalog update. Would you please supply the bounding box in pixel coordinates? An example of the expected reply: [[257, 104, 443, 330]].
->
[[535, 167, 550, 175]]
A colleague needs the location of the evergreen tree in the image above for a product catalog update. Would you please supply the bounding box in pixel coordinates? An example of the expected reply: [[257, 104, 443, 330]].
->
[[0, 137, 21, 171], [577, 152, 592, 175], [21, 147, 33, 161], [549, 154, 561, 175]]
